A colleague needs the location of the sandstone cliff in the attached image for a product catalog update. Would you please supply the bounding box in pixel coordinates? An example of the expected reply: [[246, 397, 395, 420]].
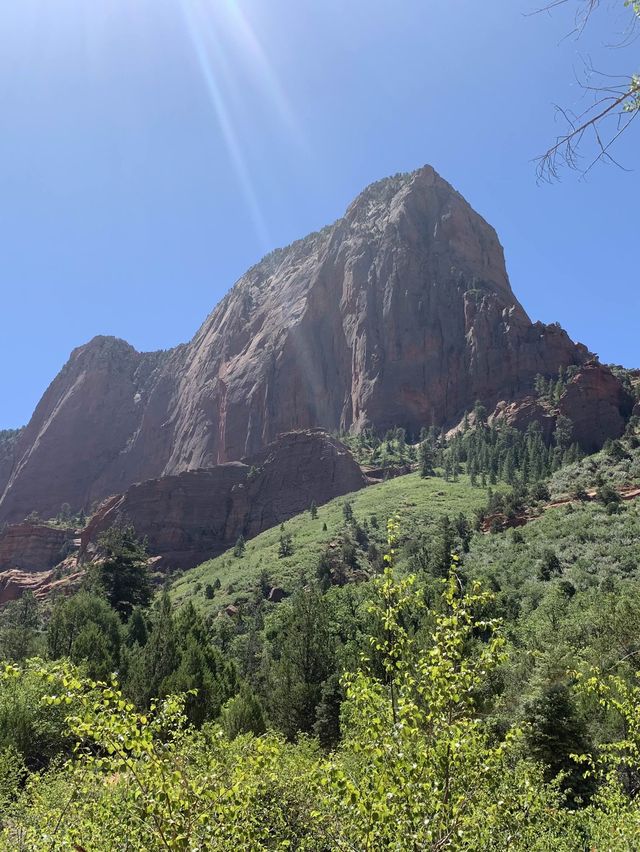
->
[[488, 361, 634, 451], [79, 430, 367, 570], [0, 522, 76, 573], [0, 166, 631, 522]]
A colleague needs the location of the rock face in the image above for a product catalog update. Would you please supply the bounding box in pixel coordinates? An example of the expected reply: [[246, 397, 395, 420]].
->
[[80, 430, 367, 570], [0, 165, 631, 522], [488, 362, 633, 450], [0, 523, 76, 573], [0, 567, 83, 606], [557, 363, 634, 452]]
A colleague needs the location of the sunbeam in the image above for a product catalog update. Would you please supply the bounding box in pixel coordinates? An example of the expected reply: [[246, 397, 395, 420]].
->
[[214, 0, 304, 143], [178, 0, 270, 247], [177, 0, 306, 249]]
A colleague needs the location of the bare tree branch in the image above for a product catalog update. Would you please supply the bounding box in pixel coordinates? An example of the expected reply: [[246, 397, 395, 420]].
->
[[535, 81, 640, 181], [530, 0, 640, 180]]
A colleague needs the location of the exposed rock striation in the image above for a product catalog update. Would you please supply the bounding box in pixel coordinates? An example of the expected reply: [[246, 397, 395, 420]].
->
[[0, 522, 76, 573], [80, 430, 367, 570], [488, 362, 633, 450], [0, 166, 632, 522], [0, 567, 83, 606]]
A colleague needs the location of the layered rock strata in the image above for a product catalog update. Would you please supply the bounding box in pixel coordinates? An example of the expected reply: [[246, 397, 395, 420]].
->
[[0, 166, 631, 522]]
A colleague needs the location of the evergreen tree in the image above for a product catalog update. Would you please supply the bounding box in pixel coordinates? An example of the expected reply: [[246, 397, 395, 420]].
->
[[125, 606, 148, 647], [432, 515, 455, 577], [265, 585, 335, 739], [126, 592, 178, 708], [313, 672, 343, 749], [96, 525, 151, 620], [554, 415, 574, 453], [537, 548, 562, 581], [221, 684, 267, 739], [47, 592, 121, 678], [454, 513, 472, 553], [278, 533, 294, 558], [524, 683, 595, 805], [0, 591, 40, 661], [418, 440, 435, 477], [473, 399, 487, 426]]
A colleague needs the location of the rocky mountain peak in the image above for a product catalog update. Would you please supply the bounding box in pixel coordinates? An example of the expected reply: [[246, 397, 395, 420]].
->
[[0, 167, 631, 523]]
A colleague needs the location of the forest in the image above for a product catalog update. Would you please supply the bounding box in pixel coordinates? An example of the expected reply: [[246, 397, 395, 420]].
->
[[1, 412, 640, 850]]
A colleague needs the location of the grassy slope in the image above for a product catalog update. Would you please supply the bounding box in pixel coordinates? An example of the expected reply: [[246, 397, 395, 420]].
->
[[170, 472, 488, 613], [550, 440, 640, 499], [467, 499, 640, 598], [172, 428, 640, 615]]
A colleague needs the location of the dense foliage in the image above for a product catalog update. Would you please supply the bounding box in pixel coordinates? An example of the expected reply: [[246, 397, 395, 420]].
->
[[0, 421, 639, 848]]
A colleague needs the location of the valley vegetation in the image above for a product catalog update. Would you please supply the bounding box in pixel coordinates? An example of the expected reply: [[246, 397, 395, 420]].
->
[[1, 414, 640, 849]]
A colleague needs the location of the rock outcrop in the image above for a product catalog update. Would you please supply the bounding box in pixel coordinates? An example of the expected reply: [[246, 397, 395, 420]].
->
[[0, 166, 631, 522], [0, 567, 83, 606], [0, 522, 76, 573], [80, 430, 367, 570], [488, 362, 633, 451], [557, 363, 634, 451]]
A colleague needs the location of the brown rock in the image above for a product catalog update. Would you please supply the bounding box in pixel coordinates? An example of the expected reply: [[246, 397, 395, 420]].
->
[[80, 430, 367, 571], [0, 166, 629, 522], [489, 397, 556, 441], [267, 586, 288, 603], [0, 567, 83, 606], [362, 463, 414, 482], [558, 362, 633, 452], [487, 362, 633, 452], [0, 523, 76, 573]]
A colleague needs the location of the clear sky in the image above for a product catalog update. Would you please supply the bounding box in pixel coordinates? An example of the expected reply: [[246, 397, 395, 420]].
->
[[1, 0, 638, 429]]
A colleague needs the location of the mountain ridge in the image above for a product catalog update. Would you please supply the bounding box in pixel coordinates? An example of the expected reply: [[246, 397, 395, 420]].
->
[[0, 165, 631, 523]]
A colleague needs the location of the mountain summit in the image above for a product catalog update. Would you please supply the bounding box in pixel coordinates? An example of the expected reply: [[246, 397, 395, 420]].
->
[[0, 166, 631, 522]]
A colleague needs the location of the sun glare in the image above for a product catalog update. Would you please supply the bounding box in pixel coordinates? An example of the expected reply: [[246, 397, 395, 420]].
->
[[178, 0, 304, 248]]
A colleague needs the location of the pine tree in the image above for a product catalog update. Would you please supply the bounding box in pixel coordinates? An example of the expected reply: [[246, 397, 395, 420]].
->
[[432, 515, 455, 577], [554, 415, 574, 452], [278, 533, 294, 558], [127, 592, 178, 708], [221, 683, 266, 739], [473, 399, 487, 426], [47, 592, 121, 677], [265, 585, 335, 739], [125, 606, 148, 647], [524, 683, 595, 804], [0, 591, 40, 661], [418, 440, 435, 477], [96, 525, 151, 620]]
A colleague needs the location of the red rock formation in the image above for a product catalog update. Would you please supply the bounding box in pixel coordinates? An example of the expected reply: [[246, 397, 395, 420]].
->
[[0, 567, 83, 606], [0, 523, 76, 572], [489, 397, 556, 441], [80, 430, 367, 570], [0, 166, 630, 522], [488, 362, 633, 451], [558, 362, 633, 451]]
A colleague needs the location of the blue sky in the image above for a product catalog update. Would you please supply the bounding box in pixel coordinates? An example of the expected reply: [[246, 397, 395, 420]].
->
[[1, 0, 638, 429]]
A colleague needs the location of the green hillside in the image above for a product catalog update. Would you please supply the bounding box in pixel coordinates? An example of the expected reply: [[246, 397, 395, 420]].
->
[[3, 421, 640, 849], [170, 471, 491, 613]]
